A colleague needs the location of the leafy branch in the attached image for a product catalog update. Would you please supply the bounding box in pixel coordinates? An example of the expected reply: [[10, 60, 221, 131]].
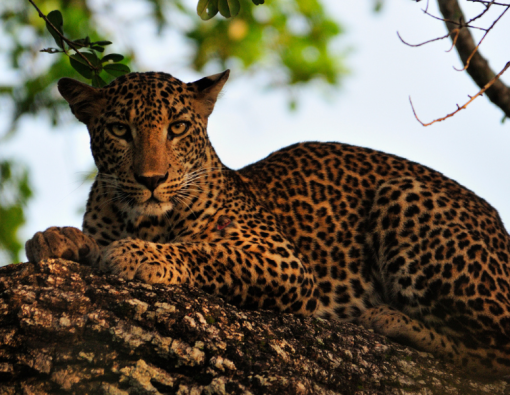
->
[[197, 0, 265, 20], [28, 0, 130, 87], [30, 0, 268, 85]]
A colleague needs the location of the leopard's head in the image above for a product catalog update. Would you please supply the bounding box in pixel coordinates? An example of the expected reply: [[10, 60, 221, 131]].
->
[[58, 71, 229, 216]]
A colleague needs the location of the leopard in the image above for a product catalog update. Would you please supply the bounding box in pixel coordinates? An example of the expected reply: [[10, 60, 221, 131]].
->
[[25, 70, 510, 376]]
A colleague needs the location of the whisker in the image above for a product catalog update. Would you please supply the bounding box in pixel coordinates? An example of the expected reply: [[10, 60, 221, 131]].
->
[[172, 195, 197, 219]]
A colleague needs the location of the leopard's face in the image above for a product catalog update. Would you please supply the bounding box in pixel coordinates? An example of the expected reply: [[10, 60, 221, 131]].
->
[[91, 73, 206, 216], [59, 71, 229, 216]]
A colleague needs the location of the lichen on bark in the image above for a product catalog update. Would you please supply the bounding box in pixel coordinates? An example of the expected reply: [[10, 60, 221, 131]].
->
[[0, 259, 508, 394]]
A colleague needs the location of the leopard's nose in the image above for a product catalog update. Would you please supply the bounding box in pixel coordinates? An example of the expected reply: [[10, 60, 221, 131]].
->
[[135, 173, 168, 192]]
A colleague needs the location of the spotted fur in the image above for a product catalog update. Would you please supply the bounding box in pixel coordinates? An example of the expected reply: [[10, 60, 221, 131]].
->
[[26, 71, 510, 375]]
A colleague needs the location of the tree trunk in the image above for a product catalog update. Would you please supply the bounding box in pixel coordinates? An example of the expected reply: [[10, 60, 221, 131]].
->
[[0, 259, 508, 394]]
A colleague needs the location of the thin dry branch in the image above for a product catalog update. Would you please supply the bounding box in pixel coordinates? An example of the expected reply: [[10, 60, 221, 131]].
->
[[420, 2, 488, 30], [28, 0, 98, 71], [410, 61, 510, 126], [397, 31, 451, 47], [397, 29, 460, 52], [437, 0, 510, 120], [398, 0, 493, 53], [454, 4, 509, 71], [446, 29, 461, 52], [468, 0, 510, 6], [463, 0, 495, 25]]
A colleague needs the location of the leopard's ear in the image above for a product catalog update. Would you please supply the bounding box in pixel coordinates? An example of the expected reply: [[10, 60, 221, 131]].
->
[[190, 70, 230, 118], [58, 78, 104, 124]]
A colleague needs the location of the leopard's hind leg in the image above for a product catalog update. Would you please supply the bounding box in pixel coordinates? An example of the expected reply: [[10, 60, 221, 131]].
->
[[363, 177, 510, 376], [358, 304, 510, 375], [358, 305, 460, 357]]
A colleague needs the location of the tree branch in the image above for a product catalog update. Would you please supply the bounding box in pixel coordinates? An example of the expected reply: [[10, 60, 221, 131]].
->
[[454, 3, 509, 71], [468, 0, 510, 6], [410, 61, 510, 126], [28, 0, 98, 72], [0, 258, 505, 394], [437, 0, 510, 119]]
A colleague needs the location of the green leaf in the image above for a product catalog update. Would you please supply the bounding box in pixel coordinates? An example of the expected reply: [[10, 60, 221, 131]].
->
[[69, 52, 100, 79], [104, 63, 130, 77], [79, 51, 100, 66], [91, 74, 107, 87], [218, 0, 240, 18], [197, 0, 219, 20], [73, 36, 90, 47], [91, 45, 105, 53], [197, 0, 210, 16], [252, 0, 264, 5], [92, 40, 112, 46], [102, 53, 124, 63], [46, 10, 64, 49], [70, 55, 93, 79]]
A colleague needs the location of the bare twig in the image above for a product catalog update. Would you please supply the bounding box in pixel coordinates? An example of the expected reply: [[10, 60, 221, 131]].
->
[[405, 0, 501, 60], [468, 0, 510, 6], [419, 4, 487, 30], [28, 0, 98, 71], [437, 0, 510, 120], [397, 31, 451, 47], [454, 4, 509, 71], [410, 61, 510, 126], [397, 0, 492, 54], [463, 0, 495, 25], [397, 29, 460, 52], [446, 28, 461, 52], [405, 0, 510, 123], [424, 0, 431, 13]]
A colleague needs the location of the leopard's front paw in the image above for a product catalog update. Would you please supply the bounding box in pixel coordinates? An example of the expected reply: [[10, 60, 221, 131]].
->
[[25, 226, 100, 265], [101, 239, 181, 284]]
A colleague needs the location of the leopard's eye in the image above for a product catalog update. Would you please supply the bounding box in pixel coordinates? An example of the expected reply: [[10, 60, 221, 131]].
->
[[107, 123, 132, 141], [168, 121, 190, 139]]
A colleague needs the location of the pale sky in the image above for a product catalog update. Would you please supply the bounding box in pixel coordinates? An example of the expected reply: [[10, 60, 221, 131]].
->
[[1, 0, 509, 265]]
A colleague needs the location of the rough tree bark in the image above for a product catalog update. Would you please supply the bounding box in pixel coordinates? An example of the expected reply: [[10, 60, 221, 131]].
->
[[0, 258, 509, 395], [437, 0, 510, 119]]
